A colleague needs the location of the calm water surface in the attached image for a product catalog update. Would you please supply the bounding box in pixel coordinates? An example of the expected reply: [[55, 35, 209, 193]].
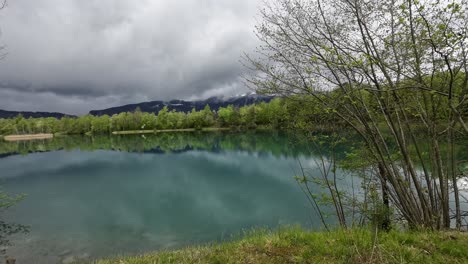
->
[[0, 132, 341, 263]]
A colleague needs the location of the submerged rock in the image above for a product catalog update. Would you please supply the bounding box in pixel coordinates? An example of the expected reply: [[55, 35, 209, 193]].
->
[[61, 255, 75, 264], [58, 249, 72, 257], [5, 257, 16, 264]]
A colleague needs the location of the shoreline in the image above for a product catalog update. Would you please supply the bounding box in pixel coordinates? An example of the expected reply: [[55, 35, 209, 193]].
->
[[3, 133, 54, 141], [111, 127, 231, 135]]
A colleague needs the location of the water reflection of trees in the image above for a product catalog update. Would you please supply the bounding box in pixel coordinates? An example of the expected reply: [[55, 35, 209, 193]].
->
[[0, 131, 466, 166], [0, 131, 357, 159]]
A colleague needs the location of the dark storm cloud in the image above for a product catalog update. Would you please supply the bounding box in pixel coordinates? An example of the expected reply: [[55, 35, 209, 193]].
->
[[0, 81, 108, 97], [0, 0, 261, 114]]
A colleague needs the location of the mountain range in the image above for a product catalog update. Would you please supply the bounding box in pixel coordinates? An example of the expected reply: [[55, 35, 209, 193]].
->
[[0, 109, 75, 119], [89, 94, 275, 116], [0, 94, 275, 118]]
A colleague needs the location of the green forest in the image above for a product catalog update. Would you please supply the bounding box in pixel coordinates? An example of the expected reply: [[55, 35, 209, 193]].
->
[[1, 83, 467, 137], [0, 97, 332, 135]]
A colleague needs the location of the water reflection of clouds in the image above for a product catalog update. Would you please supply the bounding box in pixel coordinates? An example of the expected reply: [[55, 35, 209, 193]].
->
[[2, 148, 315, 263], [459, 177, 468, 191], [0, 150, 112, 179]]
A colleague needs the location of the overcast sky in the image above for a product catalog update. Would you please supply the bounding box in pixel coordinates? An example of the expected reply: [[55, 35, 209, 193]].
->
[[0, 0, 261, 115]]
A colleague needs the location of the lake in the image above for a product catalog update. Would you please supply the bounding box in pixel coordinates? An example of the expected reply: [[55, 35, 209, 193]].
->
[[0, 131, 347, 263]]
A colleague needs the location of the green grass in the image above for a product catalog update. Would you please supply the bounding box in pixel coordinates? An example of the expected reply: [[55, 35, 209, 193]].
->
[[111, 128, 231, 135], [111, 130, 158, 135], [200, 127, 231, 132], [93, 227, 468, 264]]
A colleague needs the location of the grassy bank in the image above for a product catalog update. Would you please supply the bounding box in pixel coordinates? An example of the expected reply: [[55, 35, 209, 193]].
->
[[94, 228, 468, 264], [111, 128, 231, 135]]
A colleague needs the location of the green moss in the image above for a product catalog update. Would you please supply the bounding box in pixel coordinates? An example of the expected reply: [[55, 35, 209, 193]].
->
[[93, 228, 468, 264]]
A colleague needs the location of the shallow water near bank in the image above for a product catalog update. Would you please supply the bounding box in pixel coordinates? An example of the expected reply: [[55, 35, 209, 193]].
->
[[0, 132, 340, 263]]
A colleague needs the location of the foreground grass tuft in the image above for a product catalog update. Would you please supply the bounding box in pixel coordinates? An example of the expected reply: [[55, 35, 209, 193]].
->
[[94, 227, 468, 264]]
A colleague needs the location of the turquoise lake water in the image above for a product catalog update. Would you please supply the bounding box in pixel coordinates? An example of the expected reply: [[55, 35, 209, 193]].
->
[[0, 132, 340, 263]]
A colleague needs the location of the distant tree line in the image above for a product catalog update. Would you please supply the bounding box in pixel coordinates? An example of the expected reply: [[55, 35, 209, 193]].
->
[[1, 91, 467, 136], [0, 98, 341, 135]]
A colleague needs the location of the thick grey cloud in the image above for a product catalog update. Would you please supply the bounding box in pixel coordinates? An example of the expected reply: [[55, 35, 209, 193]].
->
[[0, 0, 261, 114]]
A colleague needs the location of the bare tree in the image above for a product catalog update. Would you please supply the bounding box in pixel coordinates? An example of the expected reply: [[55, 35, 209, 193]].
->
[[246, 0, 467, 230]]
